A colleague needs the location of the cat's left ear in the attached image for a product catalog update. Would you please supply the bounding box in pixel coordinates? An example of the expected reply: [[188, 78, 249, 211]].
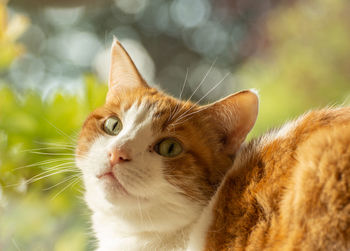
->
[[205, 90, 259, 155], [107, 38, 149, 101]]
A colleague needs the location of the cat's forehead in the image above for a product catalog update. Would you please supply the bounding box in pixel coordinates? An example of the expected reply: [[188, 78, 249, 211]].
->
[[105, 89, 175, 123], [77, 87, 208, 156], [103, 87, 197, 130]]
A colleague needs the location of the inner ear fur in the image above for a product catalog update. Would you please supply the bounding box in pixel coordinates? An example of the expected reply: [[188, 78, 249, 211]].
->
[[205, 90, 259, 155], [106, 38, 149, 102]]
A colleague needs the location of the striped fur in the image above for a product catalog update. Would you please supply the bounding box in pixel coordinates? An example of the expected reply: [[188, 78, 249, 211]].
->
[[76, 40, 350, 250]]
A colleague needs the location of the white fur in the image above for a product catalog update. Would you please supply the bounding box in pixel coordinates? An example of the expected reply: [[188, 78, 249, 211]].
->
[[186, 194, 215, 251], [76, 99, 309, 250], [76, 99, 203, 251], [186, 146, 248, 251]]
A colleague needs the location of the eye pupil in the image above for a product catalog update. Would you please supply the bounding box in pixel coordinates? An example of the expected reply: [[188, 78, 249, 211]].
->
[[103, 116, 122, 136], [168, 143, 174, 154], [112, 121, 118, 131], [154, 138, 182, 157]]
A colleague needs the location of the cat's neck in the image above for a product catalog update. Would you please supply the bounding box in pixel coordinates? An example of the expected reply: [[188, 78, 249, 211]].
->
[[89, 191, 203, 251], [92, 210, 193, 251]]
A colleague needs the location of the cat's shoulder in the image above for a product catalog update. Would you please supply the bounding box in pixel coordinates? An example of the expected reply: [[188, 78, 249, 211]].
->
[[265, 106, 350, 143], [232, 106, 350, 180], [187, 106, 350, 251]]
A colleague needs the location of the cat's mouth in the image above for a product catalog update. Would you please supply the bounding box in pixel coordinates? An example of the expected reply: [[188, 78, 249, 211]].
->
[[98, 171, 114, 179], [97, 170, 129, 195]]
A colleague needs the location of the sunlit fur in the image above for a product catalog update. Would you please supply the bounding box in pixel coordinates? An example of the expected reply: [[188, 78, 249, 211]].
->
[[76, 86, 237, 250], [76, 40, 350, 251], [189, 107, 350, 250]]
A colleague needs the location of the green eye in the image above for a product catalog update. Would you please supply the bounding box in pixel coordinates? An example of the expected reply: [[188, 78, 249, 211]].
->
[[155, 138, 183, 157], [103, 116, 122, 136]]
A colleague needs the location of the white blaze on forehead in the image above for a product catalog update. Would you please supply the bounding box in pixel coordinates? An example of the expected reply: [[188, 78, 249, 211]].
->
[[77, 98, 164, 203], [76, 98, 157, 170], [108, 99, 156, 152], [121, 99, 154, 134]]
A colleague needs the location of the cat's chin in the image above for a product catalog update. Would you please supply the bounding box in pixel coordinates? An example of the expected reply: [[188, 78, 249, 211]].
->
[[95, 174, 150, 208]]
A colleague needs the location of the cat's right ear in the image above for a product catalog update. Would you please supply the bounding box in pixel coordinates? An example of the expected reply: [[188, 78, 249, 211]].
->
[[204, 90, 259, 155], [106, 38, 149, 101]]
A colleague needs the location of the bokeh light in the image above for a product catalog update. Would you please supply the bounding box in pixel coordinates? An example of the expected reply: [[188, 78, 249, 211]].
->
[[170, 0, 210, 28], [1, 0, 350, 250]]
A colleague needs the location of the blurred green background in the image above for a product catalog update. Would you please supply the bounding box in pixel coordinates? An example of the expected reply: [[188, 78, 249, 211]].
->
[[0, 0, 349, 250]]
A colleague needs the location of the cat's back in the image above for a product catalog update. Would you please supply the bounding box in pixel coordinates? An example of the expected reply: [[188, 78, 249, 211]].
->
[[274, 108, 350, 250], [189, 107, 350, 251]]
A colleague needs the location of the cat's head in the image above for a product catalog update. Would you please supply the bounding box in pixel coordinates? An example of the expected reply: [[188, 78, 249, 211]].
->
[[76, 39, 258, 232]]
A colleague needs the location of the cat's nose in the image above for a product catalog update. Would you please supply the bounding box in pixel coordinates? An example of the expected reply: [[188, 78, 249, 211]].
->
[[108, 148, 131, 167]]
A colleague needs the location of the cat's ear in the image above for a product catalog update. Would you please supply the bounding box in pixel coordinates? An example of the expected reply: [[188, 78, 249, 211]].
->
[[205, 90, 259, 155], [107, 38, 148, 101]]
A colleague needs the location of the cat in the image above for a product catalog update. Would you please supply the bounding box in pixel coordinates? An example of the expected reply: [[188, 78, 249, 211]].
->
[[76, 39, 350, 251]]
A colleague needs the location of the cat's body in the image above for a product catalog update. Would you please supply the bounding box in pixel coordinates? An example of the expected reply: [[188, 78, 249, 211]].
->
[[190, 107, 350, 250], [76, 40, 350, 251]]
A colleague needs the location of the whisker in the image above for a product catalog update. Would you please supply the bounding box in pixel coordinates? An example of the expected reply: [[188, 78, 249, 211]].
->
[[179, 67, 189, 100], [170, 59, 217, 122], [42, 162, 78, 172], [192, 72, 230, 105], [22, 146, 75, 152], [187, 59, 217, 102], [5, 167, 77, 188], [34, 141, 76, 148], [13, 158, 75, 171], [29, 151, 79, 157], [171, 106, 210, 127], [168, 68, 189, 122], [45, 119, 77, 142], [172, 72, 230, 125], [27, 169, 77, 184], [51, 177, 80, 201], [43, 174, 81, 191]]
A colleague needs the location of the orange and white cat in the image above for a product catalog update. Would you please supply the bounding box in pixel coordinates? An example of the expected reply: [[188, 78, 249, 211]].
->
[[76, 40, 350, 251]]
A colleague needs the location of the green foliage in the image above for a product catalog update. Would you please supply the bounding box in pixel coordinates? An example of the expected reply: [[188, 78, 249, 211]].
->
[[0, 76, 107, 251], [1, 0, 350, 250], [0, 75, 107, 191], [0, 4, 109, 250]]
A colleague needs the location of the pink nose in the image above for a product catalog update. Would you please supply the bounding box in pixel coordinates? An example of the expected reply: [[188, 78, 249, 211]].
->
[[108, 148, 131, 167]]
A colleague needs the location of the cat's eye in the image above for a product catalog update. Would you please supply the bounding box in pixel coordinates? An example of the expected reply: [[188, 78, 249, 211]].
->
[[154, 138, 183, 157], [103, 116, 122, 136]]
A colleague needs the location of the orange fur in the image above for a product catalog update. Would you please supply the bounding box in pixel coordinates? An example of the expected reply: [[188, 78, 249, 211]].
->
[[77, 40, 350, 250], [78, 84, 238, 205], [204, 108, 350, 250]]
